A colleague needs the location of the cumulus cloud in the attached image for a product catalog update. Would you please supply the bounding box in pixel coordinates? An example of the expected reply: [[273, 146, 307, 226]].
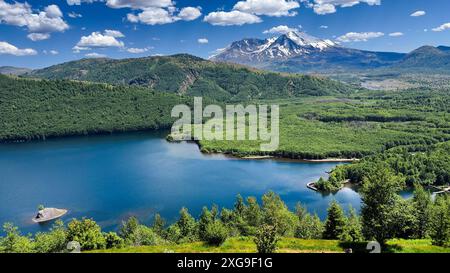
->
[[127, 6, 202, 25], [67, 0, 200, 25], [0, 41, 37, 56], [74, 30, 125, 52], [85, 52, 107, 58], [410, 10, 425, 17], [432, 23, 450, 32], [0, 1, 69, 39], [177, 7, 202, 21], [337, 31, 384, 42], [204, 10, 262, 26], [197, 38, 209, 44], [204, 0, 300, 26], [263, 25, 299, 34], [126, 47, 151, 53], [306, 0, 380, 15], [389, 32, 403, 37], [27, 33, 51, 41], [233, 0, 300, 17], [320, 25, 329, 29], [313, 3, 336, 14], [104, 29, 124, 37]]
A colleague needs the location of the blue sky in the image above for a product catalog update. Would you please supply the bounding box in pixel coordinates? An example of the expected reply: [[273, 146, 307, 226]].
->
[[1, 0, 450, 68]]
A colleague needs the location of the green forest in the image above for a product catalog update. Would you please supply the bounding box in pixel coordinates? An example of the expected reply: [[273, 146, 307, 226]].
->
[[28, 54, 354, 101]]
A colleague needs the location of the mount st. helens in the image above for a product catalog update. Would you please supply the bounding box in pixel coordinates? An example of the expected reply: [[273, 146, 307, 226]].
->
[[210, 31, 450, 73]]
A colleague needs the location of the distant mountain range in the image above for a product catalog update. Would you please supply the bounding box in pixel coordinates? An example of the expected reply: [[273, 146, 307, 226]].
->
[[0, 66, 31, 75], [210, 31, 450, 73]]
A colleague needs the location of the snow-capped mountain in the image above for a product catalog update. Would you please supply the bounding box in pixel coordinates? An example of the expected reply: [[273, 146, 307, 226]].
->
[[210, 31, 405, 72], [211, 31, 336, 62]]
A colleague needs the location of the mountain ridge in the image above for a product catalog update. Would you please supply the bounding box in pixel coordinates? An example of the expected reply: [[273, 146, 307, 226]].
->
[[210, 31, 450, 73], [28, 54, 355, 102]]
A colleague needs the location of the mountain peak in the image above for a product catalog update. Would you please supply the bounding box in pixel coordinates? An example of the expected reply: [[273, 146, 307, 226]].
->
[[210, 31, 336, 63]]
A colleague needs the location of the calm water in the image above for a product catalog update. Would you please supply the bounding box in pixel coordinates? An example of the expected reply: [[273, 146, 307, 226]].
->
[[0, 131, 362, 234]]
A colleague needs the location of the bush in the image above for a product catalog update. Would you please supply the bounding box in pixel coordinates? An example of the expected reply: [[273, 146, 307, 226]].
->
[[254, 224, 278, 254], [34, 220, 67, 253], [0, 223, 34, 253], [104, 232, 124, 249], [66, 218, 106, 250], [204, 220, 228, 246]]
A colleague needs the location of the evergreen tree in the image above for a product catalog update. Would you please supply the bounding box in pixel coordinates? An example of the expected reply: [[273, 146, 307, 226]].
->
[[177, 207, 197, 240], [339, 207, 363, 242], [152, 213, 166, 237], [360, 164, 405, 245], [323, 200, 347, 239], [430, 196, 450, 247], [412, 184, 432, 238]]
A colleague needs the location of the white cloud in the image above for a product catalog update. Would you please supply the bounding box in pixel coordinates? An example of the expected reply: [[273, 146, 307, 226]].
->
[[263, 25, 298, 34], [198, 38, 209, 44], [127, 6, 202, 25], [126, 47, 151, 53], [68, 12, 82, 18], [27, 33, 51, 41], [43, 49, 59, 55], [67, 0, 98, 5], [389, 32, 403, 37], [0, 1, 69, 38], [410, 10, 425, 17], [314, 3, 336, 14], [233, 0, 300, 17], [320, 25, 329, 29], [337, 31, 384, 42], [85, 52, 107, 58], [432, 23, 450, 32], [104, 29, 124, 37], [74, 30, 125, 51], [204, 10, 262, 26], [308, 0, 380, 15], [0, 41, 37, 56], [177, 7, 202, 21], [106, 0, 173, 9], [127, 7, 175, 25]]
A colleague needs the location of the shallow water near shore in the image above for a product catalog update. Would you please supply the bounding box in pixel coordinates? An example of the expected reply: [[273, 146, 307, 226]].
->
[[0, 130, 364, 234]]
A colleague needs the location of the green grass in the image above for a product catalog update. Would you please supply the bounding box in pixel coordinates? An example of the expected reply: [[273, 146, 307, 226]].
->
[[88, 237, 450, 253]]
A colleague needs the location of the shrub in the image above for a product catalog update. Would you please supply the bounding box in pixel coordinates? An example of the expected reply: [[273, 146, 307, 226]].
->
[[0, 223, 34, 253], [254, 224, 278, 254], [66, 218, 106, 250], [204, 220, 228, 246], [34, 220, 67, 253], [104, 232, 124, 249]]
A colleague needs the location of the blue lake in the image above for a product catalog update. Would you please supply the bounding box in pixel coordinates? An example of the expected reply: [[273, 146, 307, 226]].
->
[[0, 131, 362, 234]]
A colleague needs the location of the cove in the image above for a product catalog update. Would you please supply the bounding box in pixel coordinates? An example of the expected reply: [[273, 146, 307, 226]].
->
[[0, 130, 361, 234]]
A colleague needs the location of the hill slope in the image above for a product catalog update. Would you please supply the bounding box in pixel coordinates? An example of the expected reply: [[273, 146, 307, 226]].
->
[[0, 66, 31, 75], [29, 54, 354, 101], [0, 75, 190, 142], [393, 45, 450, 72]]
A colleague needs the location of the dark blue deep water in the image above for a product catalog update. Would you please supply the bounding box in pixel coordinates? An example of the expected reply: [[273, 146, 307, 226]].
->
[[0, 131, 362, 234]]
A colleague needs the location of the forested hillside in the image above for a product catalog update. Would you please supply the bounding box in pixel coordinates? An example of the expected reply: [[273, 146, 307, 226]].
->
[[28, 54, 354, 101], [0, 75, 191, 142]]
